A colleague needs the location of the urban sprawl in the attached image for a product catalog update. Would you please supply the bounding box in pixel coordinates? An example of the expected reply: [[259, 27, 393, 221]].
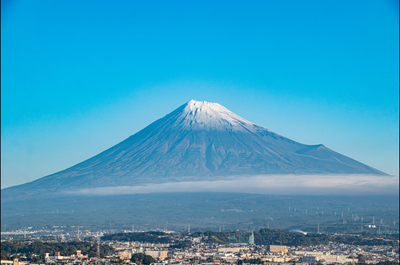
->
[[1, 227, 399, 265]]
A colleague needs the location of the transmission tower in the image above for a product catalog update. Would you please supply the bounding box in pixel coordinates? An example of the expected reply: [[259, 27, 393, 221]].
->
[[97, 237, 100, 261]]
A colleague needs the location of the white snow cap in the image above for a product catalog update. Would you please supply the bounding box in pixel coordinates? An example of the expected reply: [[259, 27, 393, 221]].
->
[[176, 99, 258, 131]]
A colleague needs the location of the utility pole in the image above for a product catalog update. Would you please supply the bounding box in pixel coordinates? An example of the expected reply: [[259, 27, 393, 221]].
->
[[317, 223, 319, 234]]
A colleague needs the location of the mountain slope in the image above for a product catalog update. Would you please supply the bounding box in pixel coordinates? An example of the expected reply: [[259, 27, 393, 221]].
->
[[1, 100, 386, 201]]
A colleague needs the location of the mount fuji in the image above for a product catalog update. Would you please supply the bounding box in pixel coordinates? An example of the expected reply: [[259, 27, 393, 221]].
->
[[1, 100, 386, 201]]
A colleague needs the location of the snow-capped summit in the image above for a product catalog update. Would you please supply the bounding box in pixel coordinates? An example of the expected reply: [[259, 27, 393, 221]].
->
[[167, 99, 258, 132], [1, 100, 386, 201]]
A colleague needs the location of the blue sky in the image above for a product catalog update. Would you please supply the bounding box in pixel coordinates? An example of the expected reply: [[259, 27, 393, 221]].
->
[[1, 0, 399, 188]]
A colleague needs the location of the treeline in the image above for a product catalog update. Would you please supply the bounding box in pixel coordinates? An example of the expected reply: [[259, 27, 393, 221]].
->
[[101, 231, 172, 243], [188, 230, 330, 246], [256, 229, 330, 246], [100, 229, 397, 247], [190, 231, 231, 244], [189, 229, 398, 247], [1, 240, 114, 261], [334, 236, 397, 247]]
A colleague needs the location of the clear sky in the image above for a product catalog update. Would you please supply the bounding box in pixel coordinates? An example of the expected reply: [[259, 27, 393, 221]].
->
[[1, 0, 399, 188]]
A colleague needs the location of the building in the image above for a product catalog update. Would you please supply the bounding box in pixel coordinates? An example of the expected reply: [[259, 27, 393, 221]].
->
[[268, 245, 288, 254], [0, 259, 27, 265], [145, 250, 168, 259], [249, 232, 254, 245]]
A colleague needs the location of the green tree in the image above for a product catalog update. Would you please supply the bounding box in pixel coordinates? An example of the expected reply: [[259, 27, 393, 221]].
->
[[130, 253, 156, 265]]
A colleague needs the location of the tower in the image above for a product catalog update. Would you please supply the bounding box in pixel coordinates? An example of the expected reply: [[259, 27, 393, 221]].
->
[[249, 232, 254, 245], [97, 237, 100, 260], [317, 223, 319, 234]]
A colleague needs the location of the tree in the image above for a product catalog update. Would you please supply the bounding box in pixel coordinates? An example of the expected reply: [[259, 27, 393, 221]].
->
[[130, 253, 156, 265]]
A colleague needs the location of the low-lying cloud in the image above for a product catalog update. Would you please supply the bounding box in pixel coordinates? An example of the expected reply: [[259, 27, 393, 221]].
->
[[66, 174, 399, 196]]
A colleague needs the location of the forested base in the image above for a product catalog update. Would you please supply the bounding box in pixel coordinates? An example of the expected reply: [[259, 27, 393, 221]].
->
[[100, 230, 399, 247]]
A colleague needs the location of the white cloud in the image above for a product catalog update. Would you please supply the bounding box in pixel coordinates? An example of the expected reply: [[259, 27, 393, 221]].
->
[[65, 174, 399, 196]]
